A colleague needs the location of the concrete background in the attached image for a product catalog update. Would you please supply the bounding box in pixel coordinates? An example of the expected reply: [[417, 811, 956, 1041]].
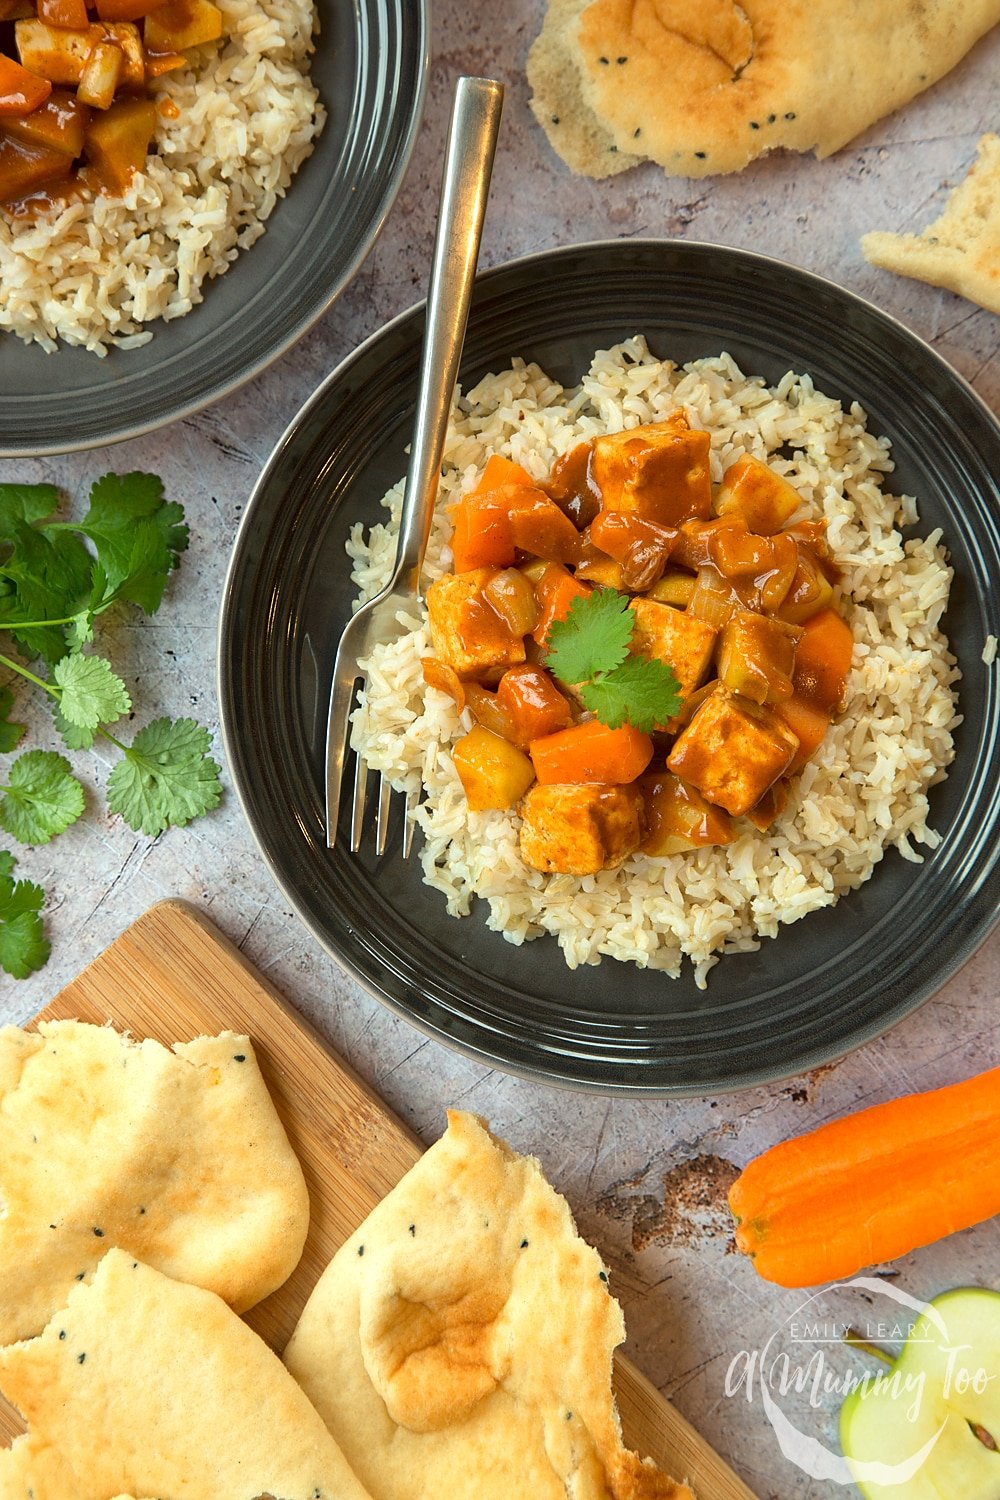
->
[[2, 6, 999, 1495]]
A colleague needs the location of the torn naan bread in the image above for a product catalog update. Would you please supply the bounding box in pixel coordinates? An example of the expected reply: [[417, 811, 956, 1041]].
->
[[862, 134, 1000, 314], [527, 0, 640, 178], [533, 0, 1000, 179], [0, 1249, 372, 1500], [0, 1020, 309, 1344], [284, 1111, 693, 1500]]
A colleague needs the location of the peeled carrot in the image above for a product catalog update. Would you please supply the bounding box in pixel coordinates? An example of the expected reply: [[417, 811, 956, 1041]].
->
[[530, 721, 653, 785], [729, 1065, 1000, 1288], [793, 607, 854, 713]]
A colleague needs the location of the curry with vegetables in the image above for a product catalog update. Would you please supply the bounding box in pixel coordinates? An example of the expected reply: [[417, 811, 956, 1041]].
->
[[422, 412, 855, 876], [0, 0, 222, 214]]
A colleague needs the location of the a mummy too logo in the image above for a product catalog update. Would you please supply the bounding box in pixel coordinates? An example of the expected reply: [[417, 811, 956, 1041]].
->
[[724, 1280, 999, 1485]]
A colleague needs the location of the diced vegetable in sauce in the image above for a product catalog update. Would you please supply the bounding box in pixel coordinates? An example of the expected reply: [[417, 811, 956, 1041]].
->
[[0, 0, 224, 211], [420, 416, 856, 874]]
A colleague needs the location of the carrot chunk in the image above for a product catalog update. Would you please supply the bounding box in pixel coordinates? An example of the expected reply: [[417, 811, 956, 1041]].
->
[[0, 53, 52, 116], [532, 563, 590, 648], [530, 720, 653, 785], [793, 606, 854, 712]]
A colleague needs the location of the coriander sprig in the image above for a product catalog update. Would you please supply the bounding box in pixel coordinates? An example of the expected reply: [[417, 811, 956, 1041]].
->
[[544, 587, 683, 734], [0, 472, 222, 979]]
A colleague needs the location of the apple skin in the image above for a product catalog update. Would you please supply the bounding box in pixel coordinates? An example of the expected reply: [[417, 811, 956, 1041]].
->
[[840, 1288, 1000, 1499]]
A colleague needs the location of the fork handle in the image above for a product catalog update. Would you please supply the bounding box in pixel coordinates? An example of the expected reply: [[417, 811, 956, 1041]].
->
[[393, 75, 504, 592]]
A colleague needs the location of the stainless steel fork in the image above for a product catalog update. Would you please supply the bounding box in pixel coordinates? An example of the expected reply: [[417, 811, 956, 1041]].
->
[[324, 75, 504, 853]]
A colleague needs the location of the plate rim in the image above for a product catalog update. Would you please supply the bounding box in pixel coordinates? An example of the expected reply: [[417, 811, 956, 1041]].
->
[[218, 236, 1000, 1096]]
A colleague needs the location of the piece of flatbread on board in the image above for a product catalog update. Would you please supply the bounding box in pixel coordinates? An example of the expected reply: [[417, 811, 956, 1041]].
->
[[0, 1249, 372, 1500], [535, 0, 1000, 179], [527, 0, 640, 178], [284, 1110, 694, 1500], [862, 134, 1000, 315], [0, 1020, 309, 1344]]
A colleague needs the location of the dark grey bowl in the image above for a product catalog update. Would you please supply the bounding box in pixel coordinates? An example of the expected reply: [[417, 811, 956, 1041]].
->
[[0, 0, 427, 457], [219, 240, 1000, 1096]]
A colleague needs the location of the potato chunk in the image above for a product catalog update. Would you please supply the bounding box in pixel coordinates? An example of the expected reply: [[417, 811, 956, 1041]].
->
[[453, 726, 535, 812], [667, 689, 799, 817], [591, 411, 712, 527], [427, 569, 527, 680], [629, 597, 716, 708], [519, 782, 643, 874], [715, 454, 803, 535]]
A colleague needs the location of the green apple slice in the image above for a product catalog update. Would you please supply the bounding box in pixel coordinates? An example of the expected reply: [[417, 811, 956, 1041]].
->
[[840, 1288, 1000, 1499]]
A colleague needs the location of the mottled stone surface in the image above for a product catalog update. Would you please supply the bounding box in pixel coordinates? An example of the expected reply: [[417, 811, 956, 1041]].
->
[[2, 7, 999, 1495]]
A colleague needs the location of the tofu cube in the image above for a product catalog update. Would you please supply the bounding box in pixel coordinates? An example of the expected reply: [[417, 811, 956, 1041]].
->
[[591, 411, 712, 527], [667, 689, 799, 816], [629, 597, 717, 709], [519, 783, 643, 874], [16, 19, 145, 88], [714, 454, 803, 535], [427, 569, 526, 680]]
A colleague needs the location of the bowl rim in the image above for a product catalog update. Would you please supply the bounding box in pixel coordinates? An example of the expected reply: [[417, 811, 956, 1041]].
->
[[218, 235, 1000, 1096], [0, 1, 431, 459]]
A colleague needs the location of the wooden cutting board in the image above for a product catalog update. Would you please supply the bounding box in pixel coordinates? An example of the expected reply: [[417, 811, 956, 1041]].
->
[[1, 898, 757, 1499]]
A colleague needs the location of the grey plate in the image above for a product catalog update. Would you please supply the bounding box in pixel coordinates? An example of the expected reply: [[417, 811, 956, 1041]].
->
[[0, 0, 427, 457], [219, 240, 1000, 1096]]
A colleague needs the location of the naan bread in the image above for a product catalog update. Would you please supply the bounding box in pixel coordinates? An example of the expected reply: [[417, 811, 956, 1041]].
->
[[0, 1249, 372, 1500], [0, 1020, 309, 1344], [284, 1111, 693, 1500], [527, 0, 640, 178], [531, 0, 1000, 179], [862, 134, 1000, 314]]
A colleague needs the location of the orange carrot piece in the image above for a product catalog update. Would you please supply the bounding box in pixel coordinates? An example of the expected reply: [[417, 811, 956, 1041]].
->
[[470, 453, 536, 494], [496, 665, 571, 747], [793, 607, 854, 713], [38, 0, 88, 26], [0, 55, 52, 116], [776, 694, 830, 774], [729, 1064, 1000, 1288], [450, 493, 514, 572], [530, 720, 653, 785], [532, 563, 590, 647]]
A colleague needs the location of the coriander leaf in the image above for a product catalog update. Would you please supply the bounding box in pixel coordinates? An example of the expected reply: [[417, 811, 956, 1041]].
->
[[545, 588, 634, 684], [0, 850, 14, 878], [0, 685, 24, 753], [65, 562, 111, 651], [107, 717, 221, 836], [579, 656, 683, 733], [0, 482, 60, 535], [0, 519, 94, 664], [53, 700, 96, 751], [0, 865, 49, 979], [74, 473, 188, 615], [53, 653, 130, 730], [0, 750, 85, 845]]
